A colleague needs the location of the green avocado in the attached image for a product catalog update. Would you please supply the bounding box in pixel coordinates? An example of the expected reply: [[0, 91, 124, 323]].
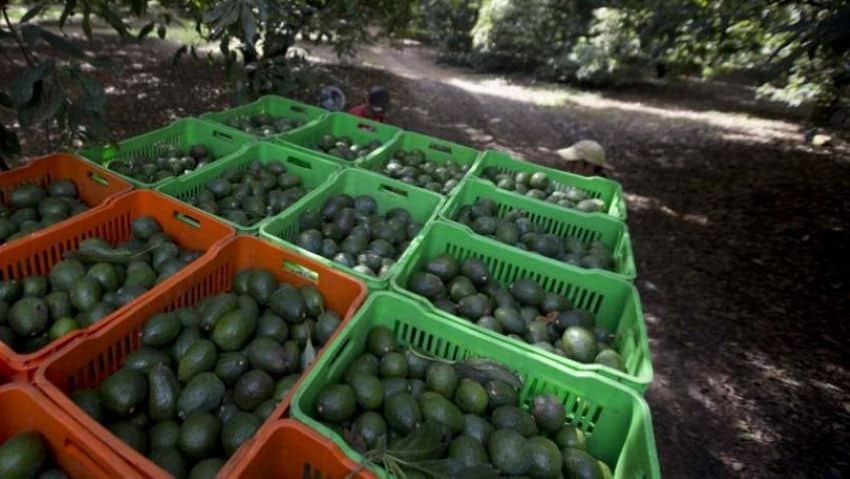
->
[[0, 431, 47, 479], [178, 412, 221, 460], [221, 411, 261, 456], [100, 368, 148, 417], [316, 383, 357, 423]]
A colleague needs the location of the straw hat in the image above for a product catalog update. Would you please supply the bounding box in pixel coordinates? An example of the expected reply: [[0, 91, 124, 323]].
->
[[557, 140, 613, 170]]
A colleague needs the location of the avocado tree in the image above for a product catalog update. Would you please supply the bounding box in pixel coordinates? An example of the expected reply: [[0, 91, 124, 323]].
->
[[0, 0, 415, 168]]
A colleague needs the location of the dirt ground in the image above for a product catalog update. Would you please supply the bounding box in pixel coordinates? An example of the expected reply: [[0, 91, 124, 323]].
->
[[3, 34, 850, 478]]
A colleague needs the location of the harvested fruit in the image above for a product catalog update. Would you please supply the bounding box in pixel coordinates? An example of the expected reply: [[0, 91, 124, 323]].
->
[[313, 134, 382, 162], [0, 216, 201, 354], [184, 160, 310, 227], [311, 325, 612, 478], [454, 197, 615, 271], [108, 143, 216, 184], [480, 166, 606, 213], [0, 431, 67, 479], [224, 113, 305, 137], [0, 180, 89, 245], [377, 148, 468, 194], [405, 254, 625, 371], [80, 267, 341, 474], [289, 193, 421, 277]]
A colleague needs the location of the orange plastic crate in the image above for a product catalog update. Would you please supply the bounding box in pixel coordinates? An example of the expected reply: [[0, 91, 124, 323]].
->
[[230, 419, 374, 479], [0, 190, 235, 376], [35, 236, 367, 479], [0, 153, 134, 249], [0, 384, 137, 478]]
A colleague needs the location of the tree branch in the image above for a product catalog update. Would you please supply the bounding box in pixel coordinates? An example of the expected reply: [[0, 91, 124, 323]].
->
[[1, 5, 37, 67]]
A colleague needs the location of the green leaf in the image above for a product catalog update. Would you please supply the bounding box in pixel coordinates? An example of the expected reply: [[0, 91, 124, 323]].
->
[[18, 76, 67, 127], [75, 71, 105, 109], [39, 28, 86, 58], [454, 358, 523, 390], [9, 60, 55, 108], [240, 4, 257, 44], [385, 421, 452, 462], [59, 0, 77, 30], [409, 459, 499, 478], [82, 4, 93, 39], [20, 3, 46, 23], [138, 22, 155, 40], [172, 45, 188, 66], [157, 24, 166, 39], [99, 4, 129, 37]]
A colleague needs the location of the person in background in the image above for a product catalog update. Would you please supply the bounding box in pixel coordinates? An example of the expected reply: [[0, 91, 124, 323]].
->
[[556, 140, 614, 177], [318, 85, 346, 111], [348, 86, 390, 122]]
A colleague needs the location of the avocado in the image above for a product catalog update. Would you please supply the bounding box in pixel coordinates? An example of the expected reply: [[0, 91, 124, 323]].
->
[[526, 436, 562, 478], [488, 428, 530, 475], [171, 327, 203, 362], [454, 378, 489, 415], [71, 388, 103, 422], [213, 352, 249, 387], [352, 411, 387, 449], [556, 310, 595, 331], [595, 349, 625, 372], [187, 458, 225, 479], [314, 311, 341, 346], [0, 280, 21, 303], [425, 362, 458, 398], [132, 216, 163, 240], [541, 292, 571, 314], [178, 339, 218, 381], [273, 374, 300, 401], [560, 326, 598, 363], [348, 373, 384, 410], [178, 412, 221, 460], [316, 383, 357, 423], [178, 372, 225, 418], [463, 414, 494, 444], [8, 297, 49, 337], [199, 293, 237, 331], [267, 286, 306, 324], [424, 254, 460, 282], [404, 350, 431, 380], [108, 421, 148, 454], [448, 434, 488, 466], [21, 276, 48, 297], [247, 270, 277, 304], [460, 258, 490, 285], [420, 391, 464, 433], [222, 411, 261, 456], [380, 351, 409, 378], [149, 448, 187, 478], [562, 447, 603, 479], [44, 291, 71, 319], [485, 380, 518, 409], [457, 293, 492, 320], [532, 394, 566, 433], [124, 261, 156, 289], [245, 337, 288, 375], [233, 369, 274, 411], [384, 392, 421, 434], [149, 420, 181, 450], [510, 279, 545, 306], [494, 306, 525, 334], [554, 425, 587, 450], [141, 312, 181, 347], [9, 184, 46, 208], [345, 353, 380, 381], [100, 368, 148, 417], [299, 285, 324, 317], [0, 431, 47, 479], [211, 310, 256, 351], [407, 272, 445, 300]]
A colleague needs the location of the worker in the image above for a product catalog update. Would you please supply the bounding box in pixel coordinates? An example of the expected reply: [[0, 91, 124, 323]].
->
[[556, 140, 614, 177], [348, 86, 390, 122]]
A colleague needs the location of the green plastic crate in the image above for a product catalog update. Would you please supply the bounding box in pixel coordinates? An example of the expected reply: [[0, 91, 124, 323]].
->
[[471, 150, 628, 220], [78, 118, 255, 188], [356, 130, 482, 195], [291, 291, 661, 479], [442, 178, 636, 280], [201, 95, 327, 138], [156, 141, 342, 234], [392, 220, 652, 392], [275, 112, 402, 165], [260, 169, 444, 290]]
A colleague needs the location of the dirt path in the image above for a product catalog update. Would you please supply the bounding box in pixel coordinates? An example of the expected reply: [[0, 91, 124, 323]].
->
[[311, 43, 850, 478], [3, 35, 849, 478]]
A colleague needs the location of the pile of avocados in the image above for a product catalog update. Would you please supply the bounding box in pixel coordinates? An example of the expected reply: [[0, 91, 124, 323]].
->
[[0, 431, 68, 479], [313, 134, 383, 162], [0, 180, 88, 246], [313, 326, 612, 479], [0, 216, 201, 354], [480, 167, 606, 214], [72, 268, 342, 478], [292, 194, 421, 277], [406, 254, 625, 371], [224, 113, 304, 137], [108, 143, 214, 184], [378, 148, 468, 194], [187, 160, 309, 227], [454, 197, 615, 271]]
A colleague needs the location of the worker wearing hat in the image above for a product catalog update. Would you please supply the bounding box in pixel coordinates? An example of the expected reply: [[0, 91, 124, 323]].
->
[[557, 140, 613, 177]]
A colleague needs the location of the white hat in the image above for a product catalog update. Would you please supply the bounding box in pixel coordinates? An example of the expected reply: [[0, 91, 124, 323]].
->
[[557, 140, 613, 170]]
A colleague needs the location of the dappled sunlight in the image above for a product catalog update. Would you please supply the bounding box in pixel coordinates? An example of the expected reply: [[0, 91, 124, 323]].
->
[[624, 192, 711, 226]]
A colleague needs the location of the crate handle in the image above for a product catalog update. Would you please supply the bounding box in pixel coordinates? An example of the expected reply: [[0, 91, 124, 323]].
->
[[286, 156, 312, 170], [428, 142, 451, 154], [379, 183, 409, 197], [357, 122, 376, 133], [291, 105, 306, 113], [87, 170, 110, 186], [325, 336, 353, 371], [283, 260, 319, 282], [212, 130, 234, 141], [174, 211, 202, 228], [63, 440, 113, 477]]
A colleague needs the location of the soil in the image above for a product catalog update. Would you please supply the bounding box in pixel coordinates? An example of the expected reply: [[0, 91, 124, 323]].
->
[[3, 34, 850, 478]]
